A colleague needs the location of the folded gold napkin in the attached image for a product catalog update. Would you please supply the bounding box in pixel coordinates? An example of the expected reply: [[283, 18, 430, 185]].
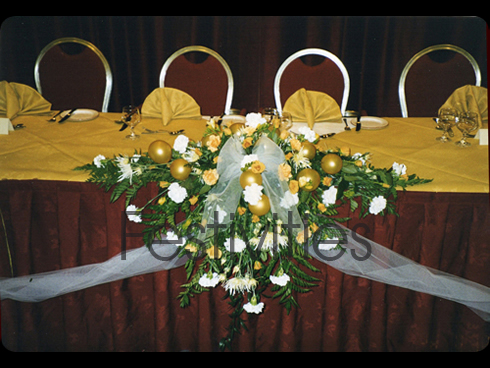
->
[[0, 81, 52, 120], [283, 88, 342, 128], [439, 85, 488, 127], [141, 87, 201, 126]]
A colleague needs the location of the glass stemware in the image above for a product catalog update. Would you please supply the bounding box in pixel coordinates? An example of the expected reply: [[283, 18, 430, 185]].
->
[[455, 111, 479, 147], [436, 108, 458, 142], [123, 105, 141, 140], [280, 111, 293, 130]]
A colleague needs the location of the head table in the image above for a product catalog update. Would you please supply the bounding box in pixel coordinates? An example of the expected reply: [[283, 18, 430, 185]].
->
[[0, 112, 488, 351]]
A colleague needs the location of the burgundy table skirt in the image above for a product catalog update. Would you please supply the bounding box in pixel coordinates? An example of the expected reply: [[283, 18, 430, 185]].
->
[[0, 180, 489, 352]]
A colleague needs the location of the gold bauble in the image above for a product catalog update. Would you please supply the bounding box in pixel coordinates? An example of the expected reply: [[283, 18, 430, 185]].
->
[[239, 170, 263, 189], [170, 158, 191, 180], [321, 153, 343, 174], [201, 135, 211, 147], [248, 194, 271, 217], [148, 140, 172, 164], [229, 123, 245, 134], [300, 141, 317, 160], [297, 168, 321, 192]]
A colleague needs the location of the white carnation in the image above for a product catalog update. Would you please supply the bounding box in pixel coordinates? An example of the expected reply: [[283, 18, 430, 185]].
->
[[369, 195, 387, 215], [322, 186, 338, 206], [126, 204, 142, 223], [243, 301, 264, 314], [224, 237, 247, 253], [93, 154, 105, 168], [173, 135, 189, 154], [241, 154, 259, 168], [245, 112, 266, 128], [280, 190, 299, 209], [198, 272, 220, 287], [168, 182, 188, 203], [392, 162, 407, 176], [243, 183, 263, 205], [298, 126, 317, 142], [270, 273, 290, 286]]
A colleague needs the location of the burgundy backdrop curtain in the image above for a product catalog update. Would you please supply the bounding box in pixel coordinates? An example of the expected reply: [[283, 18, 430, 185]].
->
[[1, 181, 489, 351], [0, 16, 487, 116]]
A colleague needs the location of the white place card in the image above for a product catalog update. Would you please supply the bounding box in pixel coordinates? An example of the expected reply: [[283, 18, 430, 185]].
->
[[477, 129, 488, 145], [0, 118, 14, 135]]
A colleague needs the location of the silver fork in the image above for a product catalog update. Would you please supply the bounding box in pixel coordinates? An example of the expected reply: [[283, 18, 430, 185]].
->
[[142, 128, 185, 135]]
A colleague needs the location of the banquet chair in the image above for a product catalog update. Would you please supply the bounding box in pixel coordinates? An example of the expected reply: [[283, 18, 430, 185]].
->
[[274, 48, 350, 115], [159, 46, 234, 116], [398, 44, 481, 117], [34, 37, 113, 112]]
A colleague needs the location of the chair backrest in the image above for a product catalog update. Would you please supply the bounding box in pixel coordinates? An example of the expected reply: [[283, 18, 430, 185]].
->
[[274, 48, 350, 116], [159, 46, 233, 116], [399, 44, 481, 117], [34, 37, 112, 112]]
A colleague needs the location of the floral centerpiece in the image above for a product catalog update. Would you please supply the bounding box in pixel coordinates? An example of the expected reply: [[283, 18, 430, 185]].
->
[[76, 113, 431, 350]]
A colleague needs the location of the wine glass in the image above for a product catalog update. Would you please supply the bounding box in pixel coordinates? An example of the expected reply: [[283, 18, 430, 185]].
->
[[436, 108, 458, 142], [123, 105, 141, 140], [280, 111, 293, 130], [262, 107, 278, 123], [455, 111, 479, 147]]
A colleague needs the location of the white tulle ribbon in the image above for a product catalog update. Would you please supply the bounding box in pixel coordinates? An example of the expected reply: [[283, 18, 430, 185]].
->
[[199, 134, 303, 241], [1, 135, 489, 323]]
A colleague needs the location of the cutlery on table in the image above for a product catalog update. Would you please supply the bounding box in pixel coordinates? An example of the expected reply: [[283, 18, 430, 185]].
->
[[142, 128, 185, 135], [47, 111, 63, 122], [58, 108, 77, 124], [319, 133, 336, 139]]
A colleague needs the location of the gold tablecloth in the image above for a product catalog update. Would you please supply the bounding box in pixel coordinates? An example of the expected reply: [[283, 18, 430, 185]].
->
[[0, 113, 488, 193]]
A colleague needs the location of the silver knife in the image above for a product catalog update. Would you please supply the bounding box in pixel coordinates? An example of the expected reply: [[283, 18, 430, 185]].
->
[[58, 108, 77, 124]]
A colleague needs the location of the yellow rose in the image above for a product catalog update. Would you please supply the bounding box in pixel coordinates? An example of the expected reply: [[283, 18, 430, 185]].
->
[[189, 195, 198, 205], [242, 137, 254, 149], [205, 134, 221, 152], [289, 180, 299, 194], [290, 138, 302, 151], [206, 246, 222, 259], [310, 223, 319, 233], [278, 162, 292, 181], [285, 152, 293, 160], [340, 146, 351, 156], [323, 177, 333, 187], [279, 129, 290, 140], [251, 161, 266, 174], [185, 243, 198, 253], [244, 126, 256, 136], [158, 197, 166, 205], [202, 168, 219, 185]]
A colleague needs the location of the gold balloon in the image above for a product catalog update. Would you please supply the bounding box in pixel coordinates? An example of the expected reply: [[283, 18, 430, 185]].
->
[[297, 168, 321, 192], [170, 158, 191, 180], [240, 170, 263, 189], [248, 194, 271, 216], [148, 140, 172, 164], [229, 123, 245, 134], [321, 153, 343, 174], [300, 141, 317, 160]]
